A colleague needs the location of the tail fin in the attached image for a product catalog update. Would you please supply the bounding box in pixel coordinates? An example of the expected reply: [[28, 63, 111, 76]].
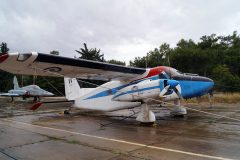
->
[[64, 77, 83, 100], [13, 76, 19, 89]]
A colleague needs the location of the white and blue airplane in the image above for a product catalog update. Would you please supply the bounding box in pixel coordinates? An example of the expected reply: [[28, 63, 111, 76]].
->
[[0, 52, 214, 123], [0, 75, 54, 101]]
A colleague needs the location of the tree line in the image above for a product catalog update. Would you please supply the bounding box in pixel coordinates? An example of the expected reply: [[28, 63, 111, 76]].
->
[[0, 31, 240, 94], [130, 31, 240, 92]]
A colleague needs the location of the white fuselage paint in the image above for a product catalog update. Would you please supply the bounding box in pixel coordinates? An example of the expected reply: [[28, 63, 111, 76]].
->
[[113, 79, 160, 101], [73, 81, 141, 112], [71, 79, 180, 111]]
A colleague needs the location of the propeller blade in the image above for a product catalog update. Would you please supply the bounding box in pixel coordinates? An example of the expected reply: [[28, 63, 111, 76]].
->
[[159, 85, 170, 97], [160, 80, 182, 99], [173, 86, 182, 99]]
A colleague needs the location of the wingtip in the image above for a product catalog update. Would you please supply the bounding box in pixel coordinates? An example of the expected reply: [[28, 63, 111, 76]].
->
[[0, 54, 9, 63], [30, 102, 43, 110]]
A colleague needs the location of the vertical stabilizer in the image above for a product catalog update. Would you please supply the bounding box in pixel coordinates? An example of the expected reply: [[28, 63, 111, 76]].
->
[[13, 76, 19, 89], [64, 77, 83, 100]]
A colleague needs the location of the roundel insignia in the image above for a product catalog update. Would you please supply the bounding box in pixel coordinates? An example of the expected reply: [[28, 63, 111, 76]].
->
[[43, 67, 62, 72]]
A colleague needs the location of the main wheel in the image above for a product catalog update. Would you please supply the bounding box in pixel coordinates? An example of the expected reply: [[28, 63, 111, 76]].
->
[[64, 110, 70, 115], [33, 97, 37, 102]]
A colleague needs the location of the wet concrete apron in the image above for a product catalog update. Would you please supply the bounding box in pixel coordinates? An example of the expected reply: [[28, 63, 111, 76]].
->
[[0, 97, 239, 160]]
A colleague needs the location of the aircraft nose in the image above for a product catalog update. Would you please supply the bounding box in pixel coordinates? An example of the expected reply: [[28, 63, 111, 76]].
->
[[198, 76, 214, 92], [208, 79, 214, 91], [47, 92, 54, 96]]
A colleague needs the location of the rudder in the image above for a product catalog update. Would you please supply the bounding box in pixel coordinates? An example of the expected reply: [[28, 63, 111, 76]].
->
[[64, 77, 83, 100]]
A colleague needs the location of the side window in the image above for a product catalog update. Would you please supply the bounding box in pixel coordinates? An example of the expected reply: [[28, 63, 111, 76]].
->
[[132, 85, 138, 91], [159, 71, 169, 79], [17, 53, 32, 62]]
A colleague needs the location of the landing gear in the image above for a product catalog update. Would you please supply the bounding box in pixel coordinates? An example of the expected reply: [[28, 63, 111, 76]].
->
[[170, 100, 187, 117], [207, 93, 213, 108], [33, 97, 40, 102], [136, 103, 156, 123], [64, 106, 72, 115], [64, 110, 70, 115], [10, 96, 14, 102]]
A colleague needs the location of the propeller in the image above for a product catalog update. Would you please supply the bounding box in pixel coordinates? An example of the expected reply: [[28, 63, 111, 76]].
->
[[159, 80, 182, 99], [173, 87, 183, 99], [159, 85, 170, 97]]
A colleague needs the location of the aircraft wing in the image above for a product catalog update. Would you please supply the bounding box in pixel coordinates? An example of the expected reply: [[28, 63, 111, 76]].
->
[[0, 52, 149, 81], [0, 93, 20, 97]]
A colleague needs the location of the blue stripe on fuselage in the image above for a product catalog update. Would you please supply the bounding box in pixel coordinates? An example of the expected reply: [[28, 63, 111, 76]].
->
[[84, 77, 162, 100], [113, 85, 160, 99], [84, 81, 140, 100]]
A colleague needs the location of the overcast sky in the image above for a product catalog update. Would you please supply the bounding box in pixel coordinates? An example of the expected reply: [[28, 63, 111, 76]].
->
[[0, 0, 239, 62]]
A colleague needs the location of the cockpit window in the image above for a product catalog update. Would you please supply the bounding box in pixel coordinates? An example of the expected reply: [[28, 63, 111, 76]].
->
[[159, 72, 170, 79], [165, 67, 182, 77], [17, 53, 32, 62], [33, 85, 40, 89], [176, 70, 183, 74]]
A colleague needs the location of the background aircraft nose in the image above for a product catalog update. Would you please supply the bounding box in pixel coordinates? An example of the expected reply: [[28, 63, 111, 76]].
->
[[47, 92, 54, 96]]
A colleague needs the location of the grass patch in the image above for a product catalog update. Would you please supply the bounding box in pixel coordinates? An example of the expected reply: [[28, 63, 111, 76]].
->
[[67, 140, 80, 145], [183, 92, 240, 104], [213, 93, 240, 103]]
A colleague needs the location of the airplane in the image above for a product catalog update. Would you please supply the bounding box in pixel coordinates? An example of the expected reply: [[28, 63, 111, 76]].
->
[[0, 75, 54, 102], [0, 52, 214, 123]]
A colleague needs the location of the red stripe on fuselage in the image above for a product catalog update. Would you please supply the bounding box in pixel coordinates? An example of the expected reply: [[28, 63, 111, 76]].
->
[[145, 66, 169, 78], [132, 66, 170, 83]]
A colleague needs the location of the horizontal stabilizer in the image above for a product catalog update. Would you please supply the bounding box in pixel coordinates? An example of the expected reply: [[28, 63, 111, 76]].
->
[[30, 100, 74, 111]]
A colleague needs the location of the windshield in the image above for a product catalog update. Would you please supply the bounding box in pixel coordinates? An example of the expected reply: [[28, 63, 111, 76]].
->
[[165, 67, 182, 77]]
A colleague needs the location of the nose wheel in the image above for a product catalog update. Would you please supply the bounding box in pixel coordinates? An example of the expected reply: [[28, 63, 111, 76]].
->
[[170, 100, 187, 117], [33, 96, 40, 102]]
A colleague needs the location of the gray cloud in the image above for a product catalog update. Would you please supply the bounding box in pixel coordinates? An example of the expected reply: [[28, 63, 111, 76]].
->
[[0, 0, 239, 62]]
